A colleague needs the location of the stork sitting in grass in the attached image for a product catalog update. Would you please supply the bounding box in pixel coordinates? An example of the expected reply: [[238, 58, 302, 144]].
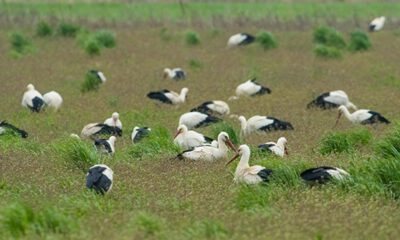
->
[[173, 124, 216, 150], [104, 112, 122, 131], [227, 33, 255, 48], [94, 136, 116, 155], [175, 132, 236, 161], [226, 144, 273, 184], [86, 164, 113, 195], [131, 127, 151, 144], [163, 68, 186, 80], [21, 84, 45, 113], [179, 111, 221, 129], [81, 123, 122, 139], [238, 115, 293, 137], [300, 166, 349, 185], [43, 91, 63, 111], [230, 78, 271, 100], [147, 88, 189, 105], [335, 105, 390, 126], [258, 137, 288, 157], [191, 100, 230, 116], [0, 121, 28, 138], [369, 16, 385, 32]]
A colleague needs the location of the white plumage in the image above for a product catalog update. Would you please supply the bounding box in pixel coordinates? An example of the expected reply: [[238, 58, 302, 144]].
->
[[191, 100, 230, 116], [104, 112, 122, 129], [176, 132, 236, 161], [258, 137, 288, 157], [179, 111, 221, 129], [21, 84, 45, 113], [147, 88, 189, 105], [369, 16, 385, 32], [94, 136, 116, 155], [300, 166, 349, 184], [86, 164, 113, 194], [239, 115, 293, 136], [43, 91, 63, 111], [230, 78, 271, 100], [226, 145, 273, 184], [335, 105, 390, 125], [227, 33, 255, 48], [131, 126, 151, 143], [307, 90, 357, 110], [173, 124, 215, 150], [163, 68, 186, 80]]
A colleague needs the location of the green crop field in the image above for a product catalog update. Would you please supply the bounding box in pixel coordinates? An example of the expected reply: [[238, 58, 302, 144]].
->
[[1, 1, 400, 239]]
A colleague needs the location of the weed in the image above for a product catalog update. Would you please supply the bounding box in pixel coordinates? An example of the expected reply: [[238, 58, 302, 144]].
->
[[256, 31, 277, 50], [94, 30, 116, 48], [1, 203, 35, 238], [36, 21, 53, 37], [57, 22, 80, 37], [314, 44, 342, 59], [318, 128, 371, 155], [9, 32, 33, 55], [135, 212, 163, 236], [84, 37, 101, 56], [375, 123, 400, 159], [313, 26, 346, 49], [348, 30, 372, 52], [185, 31, 200, 46], [81, 70, 103, 92]]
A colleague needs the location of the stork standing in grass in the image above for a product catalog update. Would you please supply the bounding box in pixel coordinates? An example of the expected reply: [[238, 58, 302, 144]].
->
[[131, 127, 151, 143], [43, 91, 63, 111], [173, 124, 216, 150], [147, 88, 188, 105], [86, 164, 113, 195], [229, 78, 271, 100], [0, 121, 28, 138], [94, 136, 116, 155], [226, 145, 273, 184], [21, 84, 45, 113], [191, 100, 230, 116], [238, 115, 293, 137], [227, 33, 255, 48], [163, 68, 186, 80], [176, 132, 236, 161], [307, 90, 357, 110], [335, 105, 390, 126], [258, 137, 288, 157], [369, 16, 385, 32], [179, 111, 221, 129], [300, 166, 349, 185], [104, 112, 122, 130]]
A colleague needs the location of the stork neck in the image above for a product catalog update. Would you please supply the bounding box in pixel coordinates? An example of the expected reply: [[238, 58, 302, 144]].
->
[[236, 151, 250, 172], [179, 90, 187, 102], [239, 118, 247, 132], [341, 107, 354, 121]]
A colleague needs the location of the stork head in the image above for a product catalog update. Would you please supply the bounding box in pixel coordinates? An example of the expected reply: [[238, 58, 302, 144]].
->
[[277, 137, 288, 155], [238, 116, 247, 130], [112, 112, 119, 121], [174, 124, 188, 139], [163, 68, 170, 79], [26, 84, 35, 91], [226, 144, 249, 166], [218, 132, 237, 152], [109, 136, 117, 145], [335, 105, 347, 127]]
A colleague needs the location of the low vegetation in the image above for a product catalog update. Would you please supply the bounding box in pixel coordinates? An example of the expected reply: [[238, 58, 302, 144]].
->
[[185, 31, 200, 46], [57, 22, 80, 37], [256, 31, 278, 50], [348, 30, 372, 52], [9, 31, 33, 56], [318, 128, 372, 155], [81, 70, 103, 93], [36, 21, 53, 37]]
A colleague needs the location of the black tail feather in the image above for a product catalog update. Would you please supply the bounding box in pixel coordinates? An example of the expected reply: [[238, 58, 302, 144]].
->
[[147, 92, 173, 104], [0, 121, 28, 138]]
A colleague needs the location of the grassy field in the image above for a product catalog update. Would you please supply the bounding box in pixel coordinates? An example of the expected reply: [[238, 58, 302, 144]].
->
[[1, 2, 400, 239], [1, 2, 400, 27]]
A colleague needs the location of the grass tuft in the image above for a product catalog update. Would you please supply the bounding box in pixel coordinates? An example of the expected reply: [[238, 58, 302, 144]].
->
[[211, 122, 240, 145], [9, 32, 33, 56], [128, 126, 180, 159], [374, 122, 400, 159], [94, 30, 116, 48], [34, 207, 75, 236], [185, 220, 229, 238], [52, 136, 98, 172], [81, 70, 102, 92], [135, 212, 164, 236], [57, 22, 80, 37], [1, 203, 35, 238], [256, 31, 277, 50], [84, 37, 101, 56], [185, 31, 200, 46], [314, 44, 342, 59], [234, 184, 270, 211], [318, 128, 371, 155], [189, 58, 203, 69], [313, 26, 346, 49], [348, 29, 372, 52], [36, 21, 53, 37]]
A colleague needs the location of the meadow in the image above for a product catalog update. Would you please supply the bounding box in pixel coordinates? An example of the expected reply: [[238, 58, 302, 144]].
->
[[1, 1, 400, 239]]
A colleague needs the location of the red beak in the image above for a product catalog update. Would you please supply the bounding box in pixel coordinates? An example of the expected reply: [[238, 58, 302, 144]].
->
[[334, 112, 342, 128], [225, 139, 237, 152], [226, 152, 240, 166], [173, 130, 181, 139]]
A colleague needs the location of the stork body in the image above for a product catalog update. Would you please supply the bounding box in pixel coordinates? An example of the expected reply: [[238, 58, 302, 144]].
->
[[234, 79, 271, 98], [227, 33, 255, 47], [163, 68, 186, 80], [86, 164, 113, 194], [239, 115, 293, 136], [335, 105, 390, 125], [369, 16, 385, 32], [104, 112, 122, 130], [94, 136, 116, 154], [81, 123, 122, 138], [300, 166, 349, 184], [179, 111, 221, 129], [191, 100, 230, 116], [21, 84, 45, 113], [131, 127, 151, 143], [0, 121, 28, 138], [307, 90, 357, 110], [174, 124, 214, 150], [258, 137, 288, 157], [147, 88, 188, 105], [43, 91, 63, 111]]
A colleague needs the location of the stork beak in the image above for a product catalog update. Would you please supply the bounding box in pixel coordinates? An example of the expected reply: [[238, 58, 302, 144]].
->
[[285, 146, 289, 156], [173, 130, 181, 139], [226, 152, 240, 166], [225, 139, 237, 152], [334, 112, 342, 128]]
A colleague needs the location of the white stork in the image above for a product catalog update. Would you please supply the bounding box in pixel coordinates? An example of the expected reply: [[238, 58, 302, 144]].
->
[[173, 124, 215, 150], [86, 164, 113, 194], [43, 91, 63, 111], [238, 115, 293, 136], [147, 88, 188, 105], [226, 144, 273, 184], [179, 111, 222, 129], [230, 78, 271, 100], [176, 132, 236, 161], [258, 137, 288, 157], [0, 120, 28, 138], [335, 105, 390, 126], [369, 16, 385, 32], [90, 70, 107, 83], [300, 166, 349, 185], [191, 100, 230, 116], [227, 33, 255, 48], [104, 112, 122, 130], [163, 68, 186, 80], [131, 126, 151, 143], [94, 136, 116, 155], [307, 90, 357, 110], [21, 84, 45, 113], [81, 123, 122, 138]]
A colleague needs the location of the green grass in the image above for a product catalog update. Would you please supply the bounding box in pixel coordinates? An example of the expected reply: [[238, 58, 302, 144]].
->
[[374, 122, 400, 159], [348, 29, 372, 52], [211, 122, 240, 145], [36, 20, 53, 37], [9, 31, 33, 56], [185, 30, 200, 46], [314, 44, 343, 59], [94, 30, 116, 48], [318, 128, 372, 155], [84, 36, 102, 56], [135, 211, 164, 237], [2, 2, 400, 23], [313, 26, 346, 49], [81, 70, 103, 92], [57, 22, 80, 37], [256, 31, 278, 50]]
